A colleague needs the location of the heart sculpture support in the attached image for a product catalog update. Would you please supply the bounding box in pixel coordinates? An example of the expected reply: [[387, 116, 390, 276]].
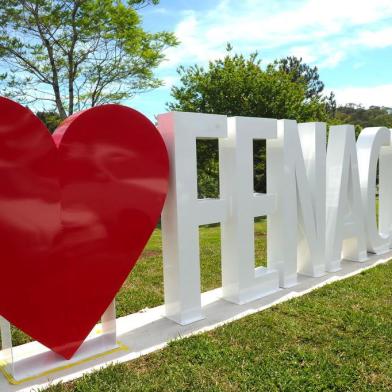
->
[[0, 97, 169, 360]]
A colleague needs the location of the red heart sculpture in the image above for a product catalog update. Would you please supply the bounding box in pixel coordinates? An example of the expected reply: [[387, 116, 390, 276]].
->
[[0, 97, 169, 359]]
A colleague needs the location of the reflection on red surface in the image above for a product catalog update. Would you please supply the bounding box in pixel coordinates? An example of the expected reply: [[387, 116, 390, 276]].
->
[[0, 97, 169, 359]]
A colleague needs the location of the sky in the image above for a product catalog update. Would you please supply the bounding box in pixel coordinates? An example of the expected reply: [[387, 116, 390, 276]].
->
[[129, 0, 392, 120]]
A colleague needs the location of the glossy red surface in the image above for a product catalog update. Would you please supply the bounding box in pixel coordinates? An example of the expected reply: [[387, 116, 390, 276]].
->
[[0, 97, 169, 359]]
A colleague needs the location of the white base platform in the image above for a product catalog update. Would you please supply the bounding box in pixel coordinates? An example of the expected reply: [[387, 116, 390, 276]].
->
[[1, 252, 391, 392], [0, 325, 124, 384]]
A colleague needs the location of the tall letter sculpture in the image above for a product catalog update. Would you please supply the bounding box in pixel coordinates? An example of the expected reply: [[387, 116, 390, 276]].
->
[[220, 117, 279, 303], [268, 121, 326, 287], [357, 127, 392, 254], [325, 125, 367, 272], [158, 112, 228, 324]]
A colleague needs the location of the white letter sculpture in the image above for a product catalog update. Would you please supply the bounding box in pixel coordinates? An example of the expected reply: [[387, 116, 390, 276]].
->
[[220, 117, 279, 304], [157, 112, 228, 325], [267, 120, 326, 287], [326, 125, 368, 271], [357, 127, 392, 254], [157, 114, 391, 326], [379, 128, 392, 245]]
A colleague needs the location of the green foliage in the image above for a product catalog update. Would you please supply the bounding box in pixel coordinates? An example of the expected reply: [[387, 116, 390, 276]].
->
[[274, 56, 330, 102], [197, 139, 220, 198], [36, 111, 62, 132], [333, 104, 392, 138], [0, 0, 178, 118], [168, 46, 331, 196], [168, 48, 329, 121]]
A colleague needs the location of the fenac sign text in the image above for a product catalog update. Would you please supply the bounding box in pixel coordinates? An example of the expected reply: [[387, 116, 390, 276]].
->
[[158, 112, 392, 324]]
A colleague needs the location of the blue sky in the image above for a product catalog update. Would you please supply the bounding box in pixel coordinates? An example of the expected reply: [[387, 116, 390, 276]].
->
[[130, 0, 392, 120]]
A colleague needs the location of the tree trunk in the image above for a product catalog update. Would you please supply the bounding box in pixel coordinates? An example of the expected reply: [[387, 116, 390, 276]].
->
[[31, 2, 67, 119]]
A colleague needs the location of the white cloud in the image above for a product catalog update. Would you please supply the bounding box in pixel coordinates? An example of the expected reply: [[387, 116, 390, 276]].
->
[[354, 27, 392, 48], [160, 12, 226, 69], [161, 0, 392, 70], [288, 46, 317, 64], [289, 44, 345, 69], [161, 75, 178, 89], [329, 84, 392, 108], [147, 7, 169, 15], [319, 51, 345, 69]]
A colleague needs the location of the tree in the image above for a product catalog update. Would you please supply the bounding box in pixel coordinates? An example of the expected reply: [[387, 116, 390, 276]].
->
[[0, 0, 178, 119], [333, 104, 392, 138], [325, 91, 337, 118], [274, 56, 324, 99], [168, 46, 331, 196], [275, 56, 337, 117]]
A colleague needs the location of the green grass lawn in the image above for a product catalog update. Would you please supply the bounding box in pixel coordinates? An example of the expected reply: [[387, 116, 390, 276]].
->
[[6, 221, 268, 346], [117, 219, 267, 316], [43, 260, 392, 391], [1, 220, 391, 390]]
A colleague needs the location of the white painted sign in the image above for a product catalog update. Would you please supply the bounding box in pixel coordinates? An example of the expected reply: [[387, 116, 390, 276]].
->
[[157, 112, 392, 325]]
